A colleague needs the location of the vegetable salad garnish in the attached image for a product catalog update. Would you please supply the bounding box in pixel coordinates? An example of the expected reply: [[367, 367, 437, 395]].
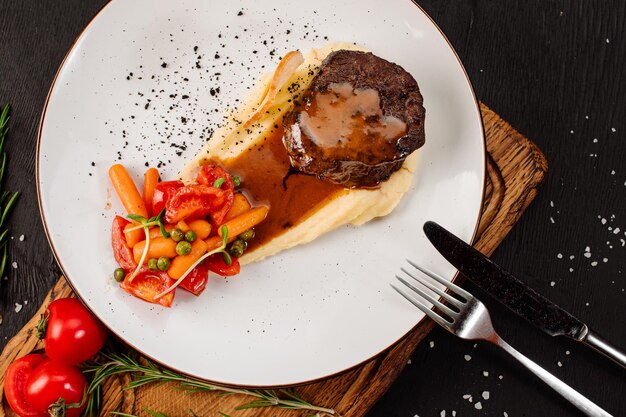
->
[[108, 164, 268, 307]]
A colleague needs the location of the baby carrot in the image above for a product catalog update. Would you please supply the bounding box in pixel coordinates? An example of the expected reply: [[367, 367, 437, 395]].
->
[[168, 239, 209, 279], [109, 164, 148, 218], [142, 168, 159, 216], [123, 224, 145, 248], [203, 206, 270, 250], [188, 219, 211, 240], [225, 193, 252, 221], [133, 237, 177, 264], [176, 220, 190, 233]]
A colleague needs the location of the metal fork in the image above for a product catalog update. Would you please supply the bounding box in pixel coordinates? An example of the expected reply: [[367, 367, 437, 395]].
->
[[392, 260, 612, 417]]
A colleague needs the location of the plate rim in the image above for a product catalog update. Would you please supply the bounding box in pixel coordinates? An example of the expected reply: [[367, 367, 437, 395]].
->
[[35, 0, 487, 388]]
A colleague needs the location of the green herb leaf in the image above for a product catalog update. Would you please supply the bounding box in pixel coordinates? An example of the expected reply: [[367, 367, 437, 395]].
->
[[127, 213, 147, 223], [83, 351, 336, 417], [213, 177, 225, 188], [222, 251, 232, 266], [232, 176, 241, 187]]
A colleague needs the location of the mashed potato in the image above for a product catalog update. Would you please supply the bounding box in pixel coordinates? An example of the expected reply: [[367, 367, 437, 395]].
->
[[179, 43, 418, 264]]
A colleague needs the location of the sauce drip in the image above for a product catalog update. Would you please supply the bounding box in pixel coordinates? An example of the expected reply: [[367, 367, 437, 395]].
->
[[217, 126, 347, 252], [298, 82, 406, 162]]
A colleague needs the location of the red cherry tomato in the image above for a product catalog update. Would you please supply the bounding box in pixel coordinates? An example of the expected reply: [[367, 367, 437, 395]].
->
[[196, 165, 235, 190], [195, 166, 235, 226], [164, 184, 230, 224], [152, 180, 184, 215], [120, 267, 175, 307], [3, 354, 48, 417], [179, 261, 209, 295], [205, 254, 240, 276], [25, 361, 87, 417], [43, 298, 107, 365], [111, 216, 137, 272]]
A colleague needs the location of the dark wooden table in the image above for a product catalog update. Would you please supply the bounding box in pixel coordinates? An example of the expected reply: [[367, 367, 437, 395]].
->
[[1, 1, 625, 416]]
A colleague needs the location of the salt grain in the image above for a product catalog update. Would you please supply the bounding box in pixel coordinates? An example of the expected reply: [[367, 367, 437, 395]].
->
[[593, 138, 598, 143], [11, 262, 17, 269], [591, 261, 598, 267], [570, 255, 575, 260], [615, 228, 621, 234], [482, 391, 490, 400], [14, 303, 22, 313], [464, 354, 472, 361], [550, 281, 556, 287], [407, 359, 412, 365], [603, 258, 608, 263], [499, 375, 503, 379], [19, 235, 24, 242], [483, 371, 489, 377], [557, 361, 563, 367], [550, 200, 554, 207], [584, 252, 591, 258], [429, 341, 435, 348], [440, 411, 446, 417], [550, 217, 555, 224], [606, 38, 610, 43], [504, 413, 509, 417], [474, 402, 483, 410], [611, 127, 617, 132], [557, 253, 563, 259], [566, 350, 570, 355]]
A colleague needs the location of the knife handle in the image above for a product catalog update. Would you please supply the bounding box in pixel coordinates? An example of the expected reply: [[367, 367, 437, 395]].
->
[[582, 329, 626, 370]]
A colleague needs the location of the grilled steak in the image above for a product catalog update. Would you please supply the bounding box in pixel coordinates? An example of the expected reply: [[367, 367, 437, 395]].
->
[[283, 50, 425, 188]]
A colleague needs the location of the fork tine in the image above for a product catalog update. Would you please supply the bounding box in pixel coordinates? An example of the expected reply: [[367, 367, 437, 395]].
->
[[390, 284, 453, 329], [400, 267, 465, 308], [407, 259, 472, 301], [395, 275, 458, 318]]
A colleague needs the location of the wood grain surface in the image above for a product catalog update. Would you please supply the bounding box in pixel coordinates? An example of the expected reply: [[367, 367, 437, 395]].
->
[[0, 104, 547, 417], [2, 1, 626, 416]]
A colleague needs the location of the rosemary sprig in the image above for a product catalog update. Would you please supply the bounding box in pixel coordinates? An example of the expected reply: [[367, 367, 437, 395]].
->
[[82, 352, 337, 417], [0, 103, 20, 282]]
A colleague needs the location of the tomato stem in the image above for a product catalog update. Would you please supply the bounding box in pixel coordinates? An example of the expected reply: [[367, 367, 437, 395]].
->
[[36, 308, 50, 340]]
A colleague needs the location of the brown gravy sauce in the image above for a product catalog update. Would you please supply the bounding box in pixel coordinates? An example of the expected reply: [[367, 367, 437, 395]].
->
[[212, 126, 348, 252], [299, 82, 406, 161]]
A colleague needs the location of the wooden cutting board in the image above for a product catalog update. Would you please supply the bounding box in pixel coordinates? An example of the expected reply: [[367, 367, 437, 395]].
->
[[0, 103, 547, 417]]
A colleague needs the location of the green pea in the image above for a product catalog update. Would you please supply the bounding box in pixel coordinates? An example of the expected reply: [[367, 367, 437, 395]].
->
[[176, 240, 192, 256], [113, 268, 125, 282], [232, 176, 241, 187], [185, 230, 197, 242], [148, 258, 158, 271], [157, 257, 171, 271], [229, 239, 247, 258], [238, 229, 255, 241], [170, 228, 185, 242]]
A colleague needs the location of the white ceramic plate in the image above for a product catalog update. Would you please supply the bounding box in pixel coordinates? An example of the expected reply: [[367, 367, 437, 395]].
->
[[38, 0, 485, 386]]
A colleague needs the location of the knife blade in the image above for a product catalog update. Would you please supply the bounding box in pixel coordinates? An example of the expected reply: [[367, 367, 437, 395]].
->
[[423, 221, 626, 369]]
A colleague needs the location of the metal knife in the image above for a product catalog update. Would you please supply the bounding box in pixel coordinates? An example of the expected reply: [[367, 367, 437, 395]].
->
[[423, 221, 626, 370]]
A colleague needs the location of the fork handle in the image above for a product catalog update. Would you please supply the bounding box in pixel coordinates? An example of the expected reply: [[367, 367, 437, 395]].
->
[[493, 335, 612, 417], [581, 328, 626, 370]]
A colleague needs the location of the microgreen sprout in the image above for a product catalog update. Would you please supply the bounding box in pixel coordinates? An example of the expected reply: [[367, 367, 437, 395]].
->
[[125, 209, 168, 283], [213, 177, 225, 188], [152, 225, 231, 300]]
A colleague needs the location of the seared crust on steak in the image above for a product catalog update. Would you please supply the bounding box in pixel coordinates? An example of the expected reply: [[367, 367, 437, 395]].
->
[[283, 50, 425, 187]]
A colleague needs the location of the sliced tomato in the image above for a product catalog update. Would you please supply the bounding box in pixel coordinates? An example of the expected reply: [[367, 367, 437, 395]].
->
[[206, 254, 240, 277], [152, 180, 184, 215], [165, 184, 230, 224], [112, 216, 137, 272], [196, 165, 235, 191], [3, 354, 48, 417], [179, 261, 209, 296], [120, 268, 175, 307], [196, 166, 235, 226]]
